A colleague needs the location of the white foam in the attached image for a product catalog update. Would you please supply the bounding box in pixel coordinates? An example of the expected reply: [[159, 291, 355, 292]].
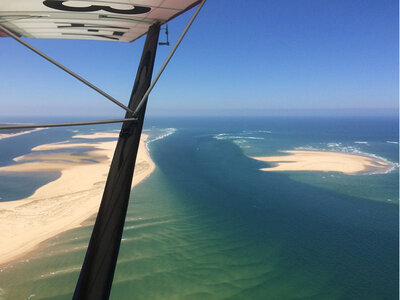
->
[[213, 134, 244, 140], [38, 266, 81, 279], [242, 130, 272, 134], [213, 134, 264, 141], [233, 139, 247, 144], [146, 128, 177, 151], [147, 128, 177, 143], [327, 143, 342, 148], [386, 141, 398, 144], [354, 141, 368, 144], [257, 130, 272, 134], [294, 146, 319, 151]]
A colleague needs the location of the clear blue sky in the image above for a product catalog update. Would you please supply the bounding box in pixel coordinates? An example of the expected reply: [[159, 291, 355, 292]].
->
[[0, 0, 398, 118]]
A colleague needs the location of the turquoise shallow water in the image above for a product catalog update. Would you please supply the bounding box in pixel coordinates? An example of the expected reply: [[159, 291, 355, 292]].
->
[[0, 116, 398, 299]]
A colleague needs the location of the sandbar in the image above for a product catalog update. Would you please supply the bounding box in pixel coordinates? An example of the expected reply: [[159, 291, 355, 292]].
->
[[0, 128, 43, 141], [252, 150, 394, 175], [0, 133, 155, 266]]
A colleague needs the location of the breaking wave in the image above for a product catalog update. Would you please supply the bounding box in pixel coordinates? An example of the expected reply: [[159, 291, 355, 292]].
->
[[241, 130, 272, 134], [213, 133, 264, 149], [144, 128, 177, 151], [295, 142, 364, 153], [213, 133, 264, 141], [354, 141, 368, 145], [37, 266, 82, 280], [146, 128, 177, 144]]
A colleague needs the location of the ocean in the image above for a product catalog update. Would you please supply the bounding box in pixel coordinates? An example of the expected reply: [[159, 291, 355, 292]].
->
[[0, 116, 398, 299]]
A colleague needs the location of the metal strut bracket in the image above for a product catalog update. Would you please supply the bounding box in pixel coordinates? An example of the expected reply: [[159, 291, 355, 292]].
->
[[133, 0, 206, 116], [159, 23, 170, 46]]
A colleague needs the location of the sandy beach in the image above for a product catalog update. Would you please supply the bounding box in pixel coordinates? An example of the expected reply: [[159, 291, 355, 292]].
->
[[252, 150, 394, 174], [0, 133, 155, 266]]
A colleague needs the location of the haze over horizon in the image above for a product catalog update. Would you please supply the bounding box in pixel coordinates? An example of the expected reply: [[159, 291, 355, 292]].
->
[[0, 0, 398, 118]]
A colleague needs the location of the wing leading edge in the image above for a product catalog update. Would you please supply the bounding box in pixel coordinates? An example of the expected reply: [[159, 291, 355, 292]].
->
[[0, 0, 201, 42]]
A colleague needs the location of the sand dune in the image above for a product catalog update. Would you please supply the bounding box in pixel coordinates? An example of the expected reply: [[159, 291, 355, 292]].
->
[[0, 133, 155, 266]]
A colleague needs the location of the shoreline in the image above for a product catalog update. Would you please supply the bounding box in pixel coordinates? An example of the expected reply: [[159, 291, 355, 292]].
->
[[0, 133, 155, 266], [252, 150, 395, 175], [0, 128, 44, 141]]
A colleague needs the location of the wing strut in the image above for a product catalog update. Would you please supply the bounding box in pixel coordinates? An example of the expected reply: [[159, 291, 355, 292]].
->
[[133, 0, 206, 116], [0, 118, 138, 130], [0, 24, 134, 115], [73, 23, 160, 300]]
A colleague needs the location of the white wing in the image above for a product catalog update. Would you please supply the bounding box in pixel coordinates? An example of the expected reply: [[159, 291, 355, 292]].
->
[[0, 0, 200, 42]]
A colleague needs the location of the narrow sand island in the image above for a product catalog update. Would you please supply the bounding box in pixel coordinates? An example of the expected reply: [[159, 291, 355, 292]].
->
[[0, 128, 43, 141], [0, 133, 155, 266], [252, 150, 394, 175]]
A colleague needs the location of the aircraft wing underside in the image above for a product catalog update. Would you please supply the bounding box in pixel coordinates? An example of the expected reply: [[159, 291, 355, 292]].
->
[[0, 0, 200, 42]]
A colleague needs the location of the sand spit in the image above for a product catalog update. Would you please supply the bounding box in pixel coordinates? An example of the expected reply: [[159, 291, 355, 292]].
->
[[252, 150, 394, 175], [0, 128, 44, 141], [0, 133, 155, 266]]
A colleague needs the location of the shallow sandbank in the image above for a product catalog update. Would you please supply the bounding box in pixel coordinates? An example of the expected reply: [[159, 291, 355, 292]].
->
[[0, 133, 155, 266], [252, 150, 394, 175]]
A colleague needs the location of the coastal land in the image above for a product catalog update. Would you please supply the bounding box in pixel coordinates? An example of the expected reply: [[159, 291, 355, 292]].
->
[[0, 128, 43, 141], [0, 133, 155, 266], [252, 150, 394, 175]]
